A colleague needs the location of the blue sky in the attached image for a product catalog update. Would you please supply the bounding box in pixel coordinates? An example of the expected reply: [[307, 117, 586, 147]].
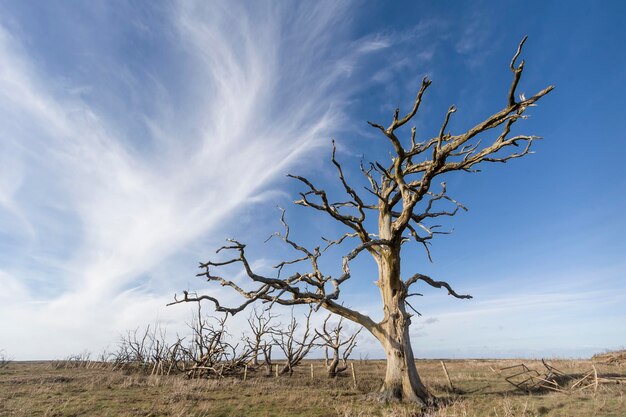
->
[[0, 1, 624, 360]]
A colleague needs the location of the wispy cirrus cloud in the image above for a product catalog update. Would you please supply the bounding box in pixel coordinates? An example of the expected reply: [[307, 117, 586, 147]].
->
[[0, 1, 389, 359]]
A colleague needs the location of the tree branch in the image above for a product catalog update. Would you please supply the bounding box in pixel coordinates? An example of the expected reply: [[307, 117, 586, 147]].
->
[[404, 273, 472, 299]]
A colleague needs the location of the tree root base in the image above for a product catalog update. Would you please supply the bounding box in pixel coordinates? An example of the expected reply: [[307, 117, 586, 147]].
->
[[366, 387, 437, 407]]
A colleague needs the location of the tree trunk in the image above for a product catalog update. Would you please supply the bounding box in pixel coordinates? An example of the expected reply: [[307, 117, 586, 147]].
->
[[327, 357, 339, 377], [375, 212, 434, 405], [378, 314, 432, 404], [251, 348, 259, 367], [280, 363, 294, 375]]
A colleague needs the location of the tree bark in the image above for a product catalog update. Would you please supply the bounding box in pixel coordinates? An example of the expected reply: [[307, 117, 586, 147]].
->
[[327, 357, 340, 377], [375, 213, 434, 405], [378, 313, 432, 404], [250, 348, 259, 367]]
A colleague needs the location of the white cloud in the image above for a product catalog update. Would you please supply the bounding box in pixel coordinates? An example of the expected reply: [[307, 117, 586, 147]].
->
[[0, 1, 386, 359]]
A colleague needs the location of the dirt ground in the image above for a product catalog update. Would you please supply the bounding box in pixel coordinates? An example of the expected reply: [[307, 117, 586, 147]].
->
[[0, 359, 624, 416]]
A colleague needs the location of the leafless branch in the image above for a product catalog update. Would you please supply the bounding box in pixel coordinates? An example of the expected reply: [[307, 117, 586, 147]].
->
[[272, 307, 319, 375], [404, 273, 472, 299], [316, 314, 363, 377]]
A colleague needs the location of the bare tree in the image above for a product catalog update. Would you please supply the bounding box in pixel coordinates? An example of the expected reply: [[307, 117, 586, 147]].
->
[[272, 308, 319, 375], [147, 326, 173, 376], [316, 315, 362, 377], [163, 336, 186, 375], [183, 303, 252, 378], [55, 351, 92, 369], [260, 339, 274, 377], [0, 349, 12, 369], [244, 307, 278, 368], [115, 326, 154, 370], [170, 38, 553, 404]]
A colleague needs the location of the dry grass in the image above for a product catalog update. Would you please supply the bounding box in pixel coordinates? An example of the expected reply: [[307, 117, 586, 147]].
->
[[0, 359, 624, 416], [593, 349, 626, 365]]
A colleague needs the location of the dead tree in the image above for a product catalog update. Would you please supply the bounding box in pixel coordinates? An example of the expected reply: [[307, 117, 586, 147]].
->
[[110, 323, 187, 375], [163, 336, 186, 375], [244, 307, 278, 368], [272, 308, 319, 375], [183, 303, 252, 378], [114, 325, 155, 371], [185, 305, 229, 378], [260, 340, 274, 377], [147, 326, 171, 376], [316, 315, 362, 377], [0, 350, 12, 369], [56, 351, 91, 369], [169, 38, 553, 404]]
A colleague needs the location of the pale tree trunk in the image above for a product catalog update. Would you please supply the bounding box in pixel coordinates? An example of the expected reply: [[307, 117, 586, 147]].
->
[[378, 309, 432, 403], [327, 356, 340, 377], [375, 213, 434, 404], [250, 342, 260, 367]]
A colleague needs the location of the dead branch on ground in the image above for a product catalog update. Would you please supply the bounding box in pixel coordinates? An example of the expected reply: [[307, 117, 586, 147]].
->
[[492, 359, 625, 393]]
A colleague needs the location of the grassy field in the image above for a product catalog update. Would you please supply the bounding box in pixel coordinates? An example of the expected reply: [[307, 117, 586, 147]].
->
[[0, 359, 624, 416]]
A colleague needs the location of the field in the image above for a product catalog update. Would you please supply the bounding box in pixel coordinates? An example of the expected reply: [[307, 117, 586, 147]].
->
[[0, 359, 624, 417]]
